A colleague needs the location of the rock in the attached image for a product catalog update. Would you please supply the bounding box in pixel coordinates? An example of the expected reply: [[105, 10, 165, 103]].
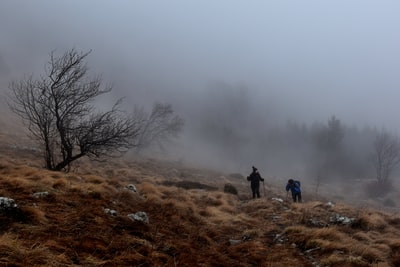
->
[[272, 198, 283, 203], [0, 197, 17, 211], [329, 213, 355, 225], [274, 234, 287, 243], [128, 211, 149, 224], [272, 215, 281, 222], [305, 247, 321, 253], [242, 235, 250, 241], [229, 239, 242, 245], [32, 192, 49, 198], [104, 208, 117, 216], [308, 218, 328, 227], [325, 201, 335, 208], [127, 184, 137, 193]]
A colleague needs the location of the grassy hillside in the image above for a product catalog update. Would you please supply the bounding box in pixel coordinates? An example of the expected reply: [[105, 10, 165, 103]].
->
[[0, 138, 400, 266]]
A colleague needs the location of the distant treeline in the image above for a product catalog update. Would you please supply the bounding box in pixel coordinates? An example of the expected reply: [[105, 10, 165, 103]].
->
[[189, 82, 390, 182]]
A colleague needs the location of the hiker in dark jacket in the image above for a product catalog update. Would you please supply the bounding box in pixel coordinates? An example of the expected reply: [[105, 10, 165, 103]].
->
[[286, 179, 302, 202], [247, 166, 264, 198]]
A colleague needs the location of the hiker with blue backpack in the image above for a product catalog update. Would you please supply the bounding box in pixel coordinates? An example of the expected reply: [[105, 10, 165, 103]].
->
[[286, 179, 302, 202]]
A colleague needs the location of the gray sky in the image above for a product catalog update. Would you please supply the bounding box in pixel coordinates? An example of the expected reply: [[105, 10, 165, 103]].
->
[[1, 1, 400, 140]]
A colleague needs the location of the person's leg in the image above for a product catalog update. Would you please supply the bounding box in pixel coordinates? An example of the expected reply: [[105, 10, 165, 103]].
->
[[292, 192, 296, 202], [256, 186, 260, 198], [251, 185, 256, 198], [298, 192, 302, 202]]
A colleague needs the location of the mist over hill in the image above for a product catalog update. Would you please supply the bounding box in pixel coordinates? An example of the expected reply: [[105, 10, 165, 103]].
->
[[1, 1, 400, 187]]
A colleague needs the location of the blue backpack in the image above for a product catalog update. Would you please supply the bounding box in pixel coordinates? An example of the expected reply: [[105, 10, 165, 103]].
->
[[293, 181, 301, 192]]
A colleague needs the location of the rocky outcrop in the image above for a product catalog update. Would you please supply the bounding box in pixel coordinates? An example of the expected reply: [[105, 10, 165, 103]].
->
[[128, 211, 149, 224], [0, 197, 17, 211]]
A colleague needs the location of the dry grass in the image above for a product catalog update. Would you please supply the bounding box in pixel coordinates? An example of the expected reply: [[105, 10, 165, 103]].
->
[[356, 212, 388, 230], [2, 138, 400, 266]]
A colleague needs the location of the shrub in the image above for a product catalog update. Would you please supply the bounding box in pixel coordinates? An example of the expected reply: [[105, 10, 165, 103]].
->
[[383, 198, 396, 207], [223, 184, 238, 195], [365, 181, 392, 198]]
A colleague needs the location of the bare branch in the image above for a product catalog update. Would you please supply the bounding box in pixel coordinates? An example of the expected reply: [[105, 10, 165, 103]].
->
[[373, 130, 400, 184], [7, 49, 139, 171], [134, 102, 184, 150]]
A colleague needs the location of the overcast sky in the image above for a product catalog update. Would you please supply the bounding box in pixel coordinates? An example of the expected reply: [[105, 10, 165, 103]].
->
[[1, 1, 400, 132]]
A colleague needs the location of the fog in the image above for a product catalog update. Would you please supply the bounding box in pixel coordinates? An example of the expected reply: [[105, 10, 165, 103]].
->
[[1, 1, 400, 182]]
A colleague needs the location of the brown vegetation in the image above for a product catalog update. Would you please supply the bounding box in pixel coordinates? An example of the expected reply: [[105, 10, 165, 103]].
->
[[1, 139, 400, 266]]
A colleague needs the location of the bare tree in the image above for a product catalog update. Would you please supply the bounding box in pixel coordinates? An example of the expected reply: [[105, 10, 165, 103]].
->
[[373, 130, 400, 184], [7, 48, 181, 171], [311, 115, 346, 180], [133, 102, 184, 151]]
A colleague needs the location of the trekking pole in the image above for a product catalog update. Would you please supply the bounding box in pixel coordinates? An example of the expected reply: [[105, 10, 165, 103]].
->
[[262, 181, 266, 198]]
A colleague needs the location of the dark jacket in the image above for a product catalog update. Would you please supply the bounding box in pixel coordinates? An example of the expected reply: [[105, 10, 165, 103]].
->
[[286, 180, 301, 194], [247, 170, 264, 185]]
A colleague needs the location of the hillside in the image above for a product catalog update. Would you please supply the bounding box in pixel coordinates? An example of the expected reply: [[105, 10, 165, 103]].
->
[[0, 139, 400, 266]]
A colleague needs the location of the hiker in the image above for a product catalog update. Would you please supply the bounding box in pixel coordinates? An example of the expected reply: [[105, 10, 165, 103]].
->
[[247, 166, 264, 198], [286, 179, 302, 202]]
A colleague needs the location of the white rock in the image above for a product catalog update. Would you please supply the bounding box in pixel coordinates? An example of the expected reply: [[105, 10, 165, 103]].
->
[[0, 197, 17, 210], [127, 184, 137, 193], [128, 211, 149, 224], [33, 192, 49, 198], [104, 208, 117, 216]]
